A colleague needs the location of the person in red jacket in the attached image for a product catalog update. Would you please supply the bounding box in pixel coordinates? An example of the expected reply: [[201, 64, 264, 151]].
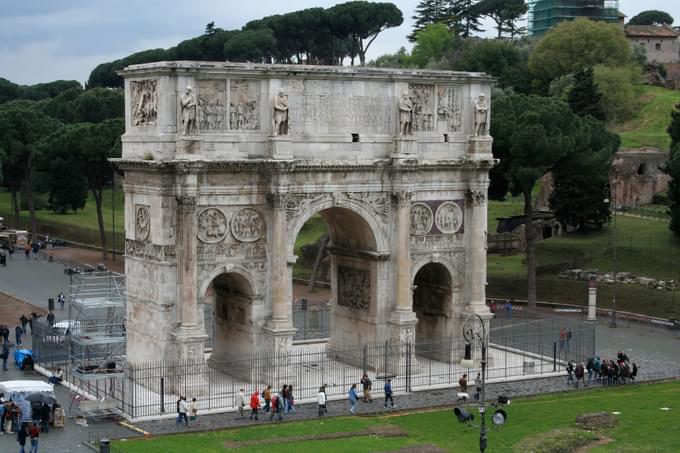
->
[[249, 389, 260, 420]]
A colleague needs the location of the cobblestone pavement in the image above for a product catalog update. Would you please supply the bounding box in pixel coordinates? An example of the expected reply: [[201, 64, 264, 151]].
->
[[2, 250, 680, 448]]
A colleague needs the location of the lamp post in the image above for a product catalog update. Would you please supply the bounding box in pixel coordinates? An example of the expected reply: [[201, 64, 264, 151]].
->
[[460, 313, 488, 453], [604, 184, 617, 328]]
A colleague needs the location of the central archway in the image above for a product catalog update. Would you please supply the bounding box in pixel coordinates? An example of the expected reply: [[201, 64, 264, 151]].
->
[[291, 206, 387, 346]]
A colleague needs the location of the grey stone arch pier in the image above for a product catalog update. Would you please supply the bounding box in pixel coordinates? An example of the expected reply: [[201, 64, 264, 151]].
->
[[116, 61, 495, 366]]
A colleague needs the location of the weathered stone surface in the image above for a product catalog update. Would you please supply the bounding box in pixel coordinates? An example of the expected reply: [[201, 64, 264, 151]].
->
[[117, 62, 495, 364]]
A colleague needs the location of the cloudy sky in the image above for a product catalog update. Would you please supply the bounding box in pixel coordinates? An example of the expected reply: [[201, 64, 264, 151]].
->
[[1, 0, 678, 85]]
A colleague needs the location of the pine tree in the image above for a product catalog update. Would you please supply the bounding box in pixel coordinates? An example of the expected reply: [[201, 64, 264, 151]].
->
[[452, 0, 483, 38], [409, 0, 450, 42], [667, 103, 680, 150], [568, 67, 606, 121]]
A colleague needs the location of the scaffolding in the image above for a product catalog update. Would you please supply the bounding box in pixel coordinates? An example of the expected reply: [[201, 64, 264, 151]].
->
[[67, 271, 126, 380], [528, 0, 620, 36]]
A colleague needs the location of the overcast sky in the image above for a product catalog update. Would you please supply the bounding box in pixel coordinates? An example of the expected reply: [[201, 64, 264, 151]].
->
[[1, 0, 678, 85]]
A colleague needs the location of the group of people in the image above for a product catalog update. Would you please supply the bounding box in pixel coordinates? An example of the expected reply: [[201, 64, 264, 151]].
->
[[175, 396, 198, 426], [347, 376, 396, 415], [234, 384, 298, 422], [458, 373, 483, 401], [566, 351, 638, 387], [1, 393, 56, 453]]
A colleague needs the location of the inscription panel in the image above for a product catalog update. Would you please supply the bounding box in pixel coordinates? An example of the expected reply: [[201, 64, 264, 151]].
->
[[286, 80, 394, 134]]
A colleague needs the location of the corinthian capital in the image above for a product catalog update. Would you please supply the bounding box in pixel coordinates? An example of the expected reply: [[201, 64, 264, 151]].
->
[[391, 191, 413, 207], [176, 195, 198, 212], [267, 192, 288, 209], [465, 189, 486, 207]]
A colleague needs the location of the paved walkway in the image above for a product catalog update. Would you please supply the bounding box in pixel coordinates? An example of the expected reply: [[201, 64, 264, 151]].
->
[[2, 248, 680, 448]]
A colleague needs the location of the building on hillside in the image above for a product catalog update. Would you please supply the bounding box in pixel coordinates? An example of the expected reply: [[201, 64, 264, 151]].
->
[[624, 25, 680, 64], [610, 148, 670, 208], [528, 0, 620, 36]]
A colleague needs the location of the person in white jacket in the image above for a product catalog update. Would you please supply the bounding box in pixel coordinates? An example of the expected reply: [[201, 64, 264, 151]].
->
[[317, 386, 327, 417], [236, 388, 246, 417]]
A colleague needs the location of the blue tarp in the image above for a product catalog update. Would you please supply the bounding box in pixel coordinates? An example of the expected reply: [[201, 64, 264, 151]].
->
[[13, 349, 32, 368]]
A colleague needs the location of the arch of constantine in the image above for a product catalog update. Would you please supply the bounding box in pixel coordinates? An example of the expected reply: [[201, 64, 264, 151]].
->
[[116, 62, 495, 365]]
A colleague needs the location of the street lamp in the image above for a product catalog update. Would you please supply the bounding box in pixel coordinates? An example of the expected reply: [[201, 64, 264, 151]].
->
[[604, 184, 618, 328], [461, 313, 488, 453]]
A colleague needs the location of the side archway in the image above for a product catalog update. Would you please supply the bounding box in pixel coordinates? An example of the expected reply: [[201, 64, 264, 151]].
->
[[412, 262, 454, 342]]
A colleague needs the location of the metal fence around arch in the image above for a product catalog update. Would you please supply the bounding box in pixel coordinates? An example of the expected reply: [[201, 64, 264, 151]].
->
[[32, 314, 594, 420]]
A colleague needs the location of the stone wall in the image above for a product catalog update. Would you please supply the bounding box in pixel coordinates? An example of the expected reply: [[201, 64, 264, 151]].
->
[[610, 148, 670, 208]]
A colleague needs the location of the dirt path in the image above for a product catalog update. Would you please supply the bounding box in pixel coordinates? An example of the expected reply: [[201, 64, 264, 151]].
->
[[574, 436, 615, 453], [0, 292, 46, 327]]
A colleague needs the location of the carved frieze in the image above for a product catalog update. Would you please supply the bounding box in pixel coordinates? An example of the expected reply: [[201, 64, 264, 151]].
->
[[410, 203, 434, 236], [197, 208, 228, 243], [176, 195, 198, 212], [410, 234, 464, 252], [437, 86, 462, 133], [125, 239, 175, 262], [197, 80, 226, 131], [135, 205, 150, 241], [230, 80, 260, 130], [435, 202, 463, 234], [346, 192, 390, 218], [337, 266, 370, 311], [130, 79, 158, 126], [197, 242, 266, 262], [231, 208, 264, 243], [409, 84, 434, 132], [285, 193, 332, 222]]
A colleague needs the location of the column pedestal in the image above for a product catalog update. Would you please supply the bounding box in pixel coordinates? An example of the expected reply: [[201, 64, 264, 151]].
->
[[587, 281, 598, 322], [467, 136, 493, 156], [392, 136, 418, 160], [176, 136, 203, 159], [170, 325, 208, 396], [270, 136, 294, 160]]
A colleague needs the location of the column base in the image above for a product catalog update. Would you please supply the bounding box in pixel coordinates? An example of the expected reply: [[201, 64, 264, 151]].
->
[[467, 136, 493, 157], [170, 324, 209, 396], [171, 324, 208, 359], [269, 136, 294, 160]]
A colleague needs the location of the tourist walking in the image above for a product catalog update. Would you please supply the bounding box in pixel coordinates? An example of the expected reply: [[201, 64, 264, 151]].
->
[[263, 385, 271, 412], [575, 362, 587, 388], [317, 386, 326, 417], [384, 378, 395, 408], [57, 292, 65, 310], [361, 374, 372, 402], [286, 385, 295, 414], [249, 389, 260, 420], [0, 399, 5, 435], [458, 373, 468, 392], [17, 423, 27, 453], [46, 312, 55, 328], [189, 398, 198, 422], [566, 360, 575, 385], [1, 325, 9, 344], [28, 422, 39, 453], [15, 325, 23, 346], [236, 388, 246, 417], [1, 344, 9, 371], [19, 316, 28, 336], [39, 403, 50, 433], [269, 392, 283, 421], [349, 384, 358, 414], [321, 384, 328, 415], [474, 373, 482, 401], [176, 396, 188, 426]]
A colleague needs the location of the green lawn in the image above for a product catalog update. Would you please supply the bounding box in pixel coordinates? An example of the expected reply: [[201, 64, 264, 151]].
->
[[114, 381, 680, 452], [612, 85, 679, 150]]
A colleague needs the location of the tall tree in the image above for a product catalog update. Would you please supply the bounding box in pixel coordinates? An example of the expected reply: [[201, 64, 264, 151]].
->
[[328, 1, 403, 66], [667, 146, 680, 237], [491, 94, 579, 307], [476, 0, 527, 39], [528, 18, 632, 84], [668, 103, 680, 150], [410, 23, 454, 67], [0, 102, 62, 237], [454, 38, 531, 92], [550, 117, 618, 231], [452, 0, 484, 38], [567, 67, 606, 121], [628, 10, 674, 26], [409, 0, 450, 42]]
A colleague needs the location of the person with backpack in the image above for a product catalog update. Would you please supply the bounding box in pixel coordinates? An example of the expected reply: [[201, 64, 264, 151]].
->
[[17, 423, 28, 453], [349, 384, 358, 414], [176, 396, 188, 426], [249, 389, 260, 420], [269, 392, 283, 421], [286, 385, 296, 414], [361, 374, 372, 403], [263, 385, 271, 412], [384, 378, 395, 408], [29, 421, 40, 452], [317, 386, 326, 417]]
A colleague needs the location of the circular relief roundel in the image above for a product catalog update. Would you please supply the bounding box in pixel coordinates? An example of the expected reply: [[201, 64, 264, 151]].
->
[[410, 203, 433, 236], [135, 206, 150, 241], [197, 208, 228, 243], [231, 208, 265, 243], [435, 202, 463, 234]]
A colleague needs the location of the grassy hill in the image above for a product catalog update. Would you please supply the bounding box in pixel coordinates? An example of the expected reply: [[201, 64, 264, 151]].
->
[[612, 84, 679, 150]]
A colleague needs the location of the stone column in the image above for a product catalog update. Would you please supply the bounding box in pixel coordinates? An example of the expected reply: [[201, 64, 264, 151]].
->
[[465, 189, 490, 315], [172, 195, 207, 358], [389, 191, 418, 341], [587, 279, 598, 322], [264, 193, 296, 354]]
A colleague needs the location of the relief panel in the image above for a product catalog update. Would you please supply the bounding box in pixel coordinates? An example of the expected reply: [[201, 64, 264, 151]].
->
[[436, 86, 463, 133], [229, 79, 260, 130], [197, 80, 227, 131], [409, 84, 435, 132], [337, 266, 371, 311], [130, 79, 158, 127]]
